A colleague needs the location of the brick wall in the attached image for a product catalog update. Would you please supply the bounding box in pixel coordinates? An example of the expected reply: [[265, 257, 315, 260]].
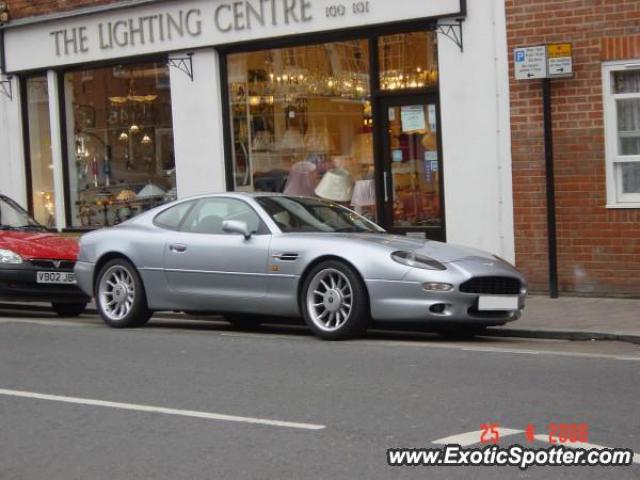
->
[[6, 0, 122, 20], [507, 0, 640, 296]]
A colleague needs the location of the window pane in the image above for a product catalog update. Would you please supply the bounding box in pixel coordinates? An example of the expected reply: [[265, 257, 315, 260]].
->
[[616, 98, 640, 155], [64, 63, 175, 227], [379, 31, 438, 91], [154, 201, 193, 230], [620, 163, 640, 194], [613, 70, 640, 94], [182, 198, 261, 234], [26, 76, 56, 227], [227, 40, 377, 221]]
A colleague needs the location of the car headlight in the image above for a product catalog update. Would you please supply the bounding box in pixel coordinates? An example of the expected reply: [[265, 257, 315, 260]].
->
[[0, 248, 23, 264], [391, 251, 446, 271]]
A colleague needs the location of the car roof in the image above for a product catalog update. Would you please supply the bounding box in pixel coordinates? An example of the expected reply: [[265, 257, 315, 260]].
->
[[176, 192, 318, 202]]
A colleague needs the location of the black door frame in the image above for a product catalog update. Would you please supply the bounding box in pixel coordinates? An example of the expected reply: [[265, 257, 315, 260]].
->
[[374, 93, 446, 241]]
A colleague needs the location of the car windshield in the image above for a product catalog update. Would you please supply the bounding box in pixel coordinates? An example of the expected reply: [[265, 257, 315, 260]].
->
[[256, 196, 385, 234], [0, 196, 46, 231]]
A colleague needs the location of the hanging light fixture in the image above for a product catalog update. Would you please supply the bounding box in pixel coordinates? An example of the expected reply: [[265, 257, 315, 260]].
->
[[129, 124, 140, 134], [141, 133, 152, 145], [119, 131, 129, 142]]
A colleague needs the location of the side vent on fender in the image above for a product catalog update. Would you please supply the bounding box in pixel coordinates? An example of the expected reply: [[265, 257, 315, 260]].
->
[[272, 253, 299, 261]]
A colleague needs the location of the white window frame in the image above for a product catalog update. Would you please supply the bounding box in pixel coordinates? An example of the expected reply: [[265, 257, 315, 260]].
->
[[602, 61, 640, 208]]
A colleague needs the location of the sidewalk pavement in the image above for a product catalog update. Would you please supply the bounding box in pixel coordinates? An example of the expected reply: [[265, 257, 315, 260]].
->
[[1, 295, 639, 344], [486, 295, 640, 345]]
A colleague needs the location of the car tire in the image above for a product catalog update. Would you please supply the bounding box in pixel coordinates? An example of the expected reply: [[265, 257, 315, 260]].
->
[[301, 260, 370, 340], [95, 258, 152, 328], [224, 314, 264, 330], [51, 302, 87, 317]]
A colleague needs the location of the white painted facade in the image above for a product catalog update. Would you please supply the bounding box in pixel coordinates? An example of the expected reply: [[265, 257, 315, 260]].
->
[[0, 0, 515, 262]]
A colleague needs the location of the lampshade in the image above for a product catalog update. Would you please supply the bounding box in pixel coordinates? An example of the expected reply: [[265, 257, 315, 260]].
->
[[284, 161, 318, 196], [315, 168, 355, 202], [137, 182, 165, 199], [351, 179, 376, 207], [351, 132, 374, 165], [304, 125, 334, 153], [277, 128, 304, 151], [253, 130, 274, 151], [116, 189, 136, 202]]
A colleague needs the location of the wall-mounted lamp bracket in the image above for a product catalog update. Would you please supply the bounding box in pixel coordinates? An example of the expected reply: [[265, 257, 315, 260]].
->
[[0, 75, 12, 100], [436, 19, 464, 52], [168, 53, 194, 81]]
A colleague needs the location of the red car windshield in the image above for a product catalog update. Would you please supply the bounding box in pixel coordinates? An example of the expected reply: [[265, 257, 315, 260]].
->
[[0, 196, 46, 231]]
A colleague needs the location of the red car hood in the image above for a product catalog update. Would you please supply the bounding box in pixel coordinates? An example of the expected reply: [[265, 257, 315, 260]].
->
[[0, 230, 79, 261]]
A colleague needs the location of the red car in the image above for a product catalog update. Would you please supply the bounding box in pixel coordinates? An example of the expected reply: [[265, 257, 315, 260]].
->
[[0, 194, 90, 316]]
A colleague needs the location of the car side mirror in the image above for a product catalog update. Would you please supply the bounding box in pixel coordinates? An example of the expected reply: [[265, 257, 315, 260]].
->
[[222, 220, 252, 240]]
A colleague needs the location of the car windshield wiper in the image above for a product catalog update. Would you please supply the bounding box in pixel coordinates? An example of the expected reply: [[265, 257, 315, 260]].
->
[[0, 225, 18, 230]]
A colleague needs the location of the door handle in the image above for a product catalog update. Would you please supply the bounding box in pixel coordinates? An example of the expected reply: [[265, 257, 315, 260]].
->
[[169, 243, 187, 253], [383, 171, 390, 203]]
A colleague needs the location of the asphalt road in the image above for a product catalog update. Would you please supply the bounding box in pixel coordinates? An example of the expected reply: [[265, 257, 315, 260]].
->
[[0, 306, 639, 479]]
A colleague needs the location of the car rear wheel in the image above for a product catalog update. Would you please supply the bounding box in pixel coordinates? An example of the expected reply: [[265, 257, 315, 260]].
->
[[51, 302, 87, 317], [301, 260, 370, 340], [95, 258, 151, 328]]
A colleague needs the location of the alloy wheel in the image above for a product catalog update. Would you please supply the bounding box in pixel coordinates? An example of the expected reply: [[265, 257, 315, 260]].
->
[[306, 268, 353, 332], [98, 265, 136, 321]]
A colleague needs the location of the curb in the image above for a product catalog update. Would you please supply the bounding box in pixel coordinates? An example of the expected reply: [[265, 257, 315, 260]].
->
[[2, 303, 639, 346], [485, 327, 640, 346]]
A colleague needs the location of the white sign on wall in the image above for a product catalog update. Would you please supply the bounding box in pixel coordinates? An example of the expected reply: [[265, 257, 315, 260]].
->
[[514, 45, 547, 80], [4, 0, 464, 72]]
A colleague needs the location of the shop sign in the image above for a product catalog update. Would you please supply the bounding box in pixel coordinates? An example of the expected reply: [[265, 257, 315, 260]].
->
[[3, 0, 464, 73]]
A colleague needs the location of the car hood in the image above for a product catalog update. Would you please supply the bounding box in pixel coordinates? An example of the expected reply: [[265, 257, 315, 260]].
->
[[304, 233, 496, 263], [0, 230, 79, 261]]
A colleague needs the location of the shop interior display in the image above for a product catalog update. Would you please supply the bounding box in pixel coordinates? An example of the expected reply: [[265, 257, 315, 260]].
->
[[228, 40, 376, 214], [25, 76, 57, 227], [68, 63, 175, 227], [387, 104, 441, 228], [228, 32, 440, 226]]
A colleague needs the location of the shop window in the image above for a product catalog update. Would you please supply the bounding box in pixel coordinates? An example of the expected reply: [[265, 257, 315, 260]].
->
[[379, 31, 439, 91], [64, 62, 175, 227], [227, 40, 377, 220], [603, 64, 640, 206], [25, 76, 56, 227]]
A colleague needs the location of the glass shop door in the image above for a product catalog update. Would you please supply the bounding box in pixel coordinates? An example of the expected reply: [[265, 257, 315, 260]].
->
[[378, 95, 445, 241]]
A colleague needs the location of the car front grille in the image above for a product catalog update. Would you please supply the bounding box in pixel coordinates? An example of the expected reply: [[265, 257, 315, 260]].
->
[[460, 276, 521, 295], [29, 259, 76, 270]]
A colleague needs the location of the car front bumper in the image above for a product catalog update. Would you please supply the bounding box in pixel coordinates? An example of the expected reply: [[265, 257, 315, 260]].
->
[[0, 263, 91, 304], [366, 259, 526, 326]]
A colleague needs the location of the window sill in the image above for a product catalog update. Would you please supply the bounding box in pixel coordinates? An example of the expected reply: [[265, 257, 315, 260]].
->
[[606, 203, 640, 209]]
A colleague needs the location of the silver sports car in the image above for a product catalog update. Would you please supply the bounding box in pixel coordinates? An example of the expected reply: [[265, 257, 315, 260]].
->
[[75, 193, 526, 340]]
